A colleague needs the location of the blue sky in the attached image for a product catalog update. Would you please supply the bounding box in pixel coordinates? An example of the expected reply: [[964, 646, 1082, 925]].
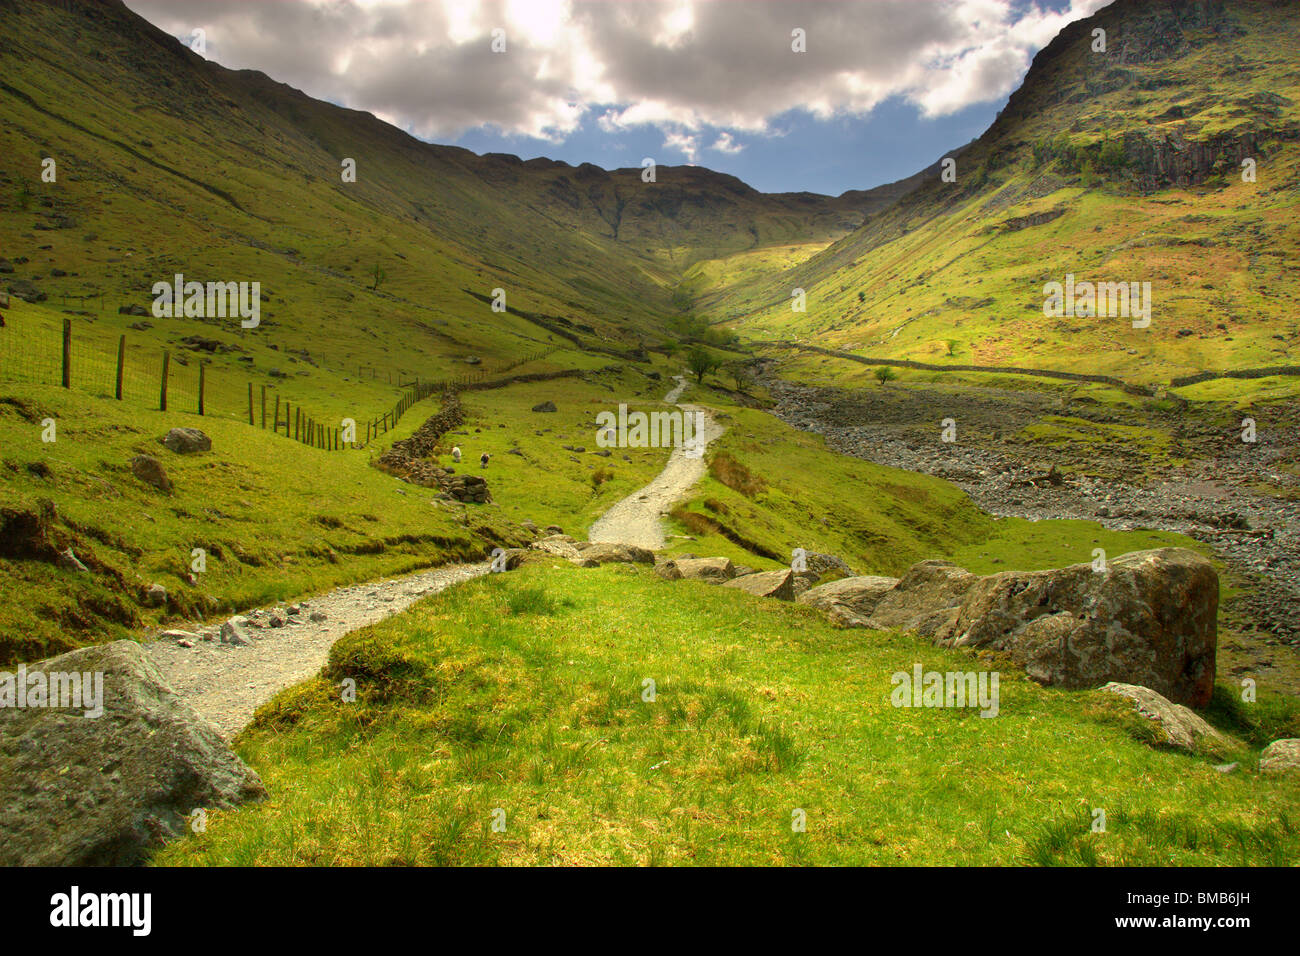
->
[[128, 0, 1107, 196]]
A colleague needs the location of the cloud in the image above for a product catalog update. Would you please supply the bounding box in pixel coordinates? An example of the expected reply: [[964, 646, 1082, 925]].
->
[[124, 0, 1110, 143], [710, 132, 743, 155]]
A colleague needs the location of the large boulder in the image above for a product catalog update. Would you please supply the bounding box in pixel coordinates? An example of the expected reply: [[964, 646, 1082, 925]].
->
[[722, 568, 795, 601], [657, 556, 735, 583], [160, 427, 211, 454], [798, 574, 900, 626], [1102, 683, 1239, 756], [1260, 739, 1300, 777], [0, 641, 266, 865], [573, 541, 654, 565], [935, 548, 1217, 706], [863, 561, 977, 634]]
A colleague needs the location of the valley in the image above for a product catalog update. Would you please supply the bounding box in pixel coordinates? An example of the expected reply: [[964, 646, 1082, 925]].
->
[[1, 0, 1299, 874]]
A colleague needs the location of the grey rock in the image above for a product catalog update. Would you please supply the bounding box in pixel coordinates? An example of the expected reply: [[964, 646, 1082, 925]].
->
[[935, 549, 1218, 706], [160, 427, 211, 454], [798, 575, 899, 625], [722, 568, 795, 601], [1102, 683, 1239, 756], [0, 641, 265, 865], [220, 619, 252, 645], [1260, 739, 1300, 776]]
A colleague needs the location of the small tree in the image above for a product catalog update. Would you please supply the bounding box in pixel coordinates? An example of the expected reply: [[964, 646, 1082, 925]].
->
[[687, 347, 719, 384], [874, 366, 897, 387], [945, 339, 959, 357], [725, 362, 751, 393], [370, 261, 387, 292]]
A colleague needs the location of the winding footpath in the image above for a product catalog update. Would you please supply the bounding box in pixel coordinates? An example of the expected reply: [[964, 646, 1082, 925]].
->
[[587, 375, 725, 549], [146, 376, 725, 738]]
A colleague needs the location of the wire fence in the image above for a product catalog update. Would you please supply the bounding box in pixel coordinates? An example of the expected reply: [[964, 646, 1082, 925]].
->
[[0, 313, 561, 451]]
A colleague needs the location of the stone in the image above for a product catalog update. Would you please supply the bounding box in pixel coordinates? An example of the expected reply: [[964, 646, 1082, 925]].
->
[[791, 570, 821, 597], [532, 401, 557, 413], [545, 525, 564, 535], [530, 534, 583, 561], [722, 568, 795, 601], [143, 583, 167, 607], [572, 541, 655, 565], [56, 548, 88, 573], [1102, 683, 1239, 756], [159, 427, 211, 454], [1259, 739, 1300, 776], [864, 561, 977, 632], [0, 641, 266, 865], [130, 454, 172, 493], [309, 611, 327, 623], [657, 556, 735, 583], [797, 575, 899, 624], [220, 619, 252, 645], [934, 549, 1218, 706], [159, 630, 196, 641]]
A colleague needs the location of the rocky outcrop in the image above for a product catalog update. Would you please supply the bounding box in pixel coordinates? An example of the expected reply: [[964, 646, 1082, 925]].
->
[[722, 568, 795, 601], [934, 548, 1217, 706], [1102, 682, 1238, 756], [0, 641, 265, 866]]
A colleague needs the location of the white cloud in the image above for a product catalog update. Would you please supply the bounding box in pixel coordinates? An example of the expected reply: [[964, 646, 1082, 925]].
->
[[710, 132, 743, 155], [124, 0, 1108, 143]]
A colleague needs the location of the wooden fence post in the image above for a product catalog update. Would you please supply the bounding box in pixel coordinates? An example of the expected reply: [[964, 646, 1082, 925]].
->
[[248, 382, 255, 425], [159, 350, 170, 411], [274, 395, 281, 433], [115, 335, 125, 400], [61, 319, 71, 388], [198, 362, 206, 416], [295, 407, 300, 442], [260, 385, 267, 429]]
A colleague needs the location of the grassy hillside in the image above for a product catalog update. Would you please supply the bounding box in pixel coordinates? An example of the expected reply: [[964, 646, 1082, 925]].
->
[[700, 0, 1300, 385], [155, 561, 1300, 866]]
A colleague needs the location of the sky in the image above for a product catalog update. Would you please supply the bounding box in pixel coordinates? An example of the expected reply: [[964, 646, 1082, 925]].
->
[[124, 0, 1112, 196]]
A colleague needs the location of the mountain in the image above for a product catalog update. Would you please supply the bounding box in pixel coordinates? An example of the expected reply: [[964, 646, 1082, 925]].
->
[[0, 0, 923, 398], [707, 0, 1300, 384]]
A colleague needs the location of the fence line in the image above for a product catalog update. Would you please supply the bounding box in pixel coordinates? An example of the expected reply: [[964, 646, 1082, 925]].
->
[[0, 317, 563, 452]]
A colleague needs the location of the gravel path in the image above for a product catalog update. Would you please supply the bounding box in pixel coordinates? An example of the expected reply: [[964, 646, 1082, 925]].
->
[[145, 377, 727, 738], [587, 376, 726, 549], [145, 563, 488, 738]]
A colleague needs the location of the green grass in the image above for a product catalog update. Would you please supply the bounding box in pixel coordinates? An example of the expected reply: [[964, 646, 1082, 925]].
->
[[154, 562, 1300, 866]]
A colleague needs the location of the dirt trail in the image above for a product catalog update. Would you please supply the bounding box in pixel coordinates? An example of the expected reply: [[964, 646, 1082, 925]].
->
[[146, 376, 725, 738], [145, 563, 487, 738], [587, 375, 725, 549]]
